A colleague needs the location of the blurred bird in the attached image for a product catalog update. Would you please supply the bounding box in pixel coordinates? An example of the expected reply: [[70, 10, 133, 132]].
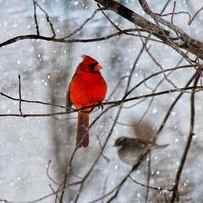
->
[[114, 136, 168, 166], [67, 55, 107, 148]]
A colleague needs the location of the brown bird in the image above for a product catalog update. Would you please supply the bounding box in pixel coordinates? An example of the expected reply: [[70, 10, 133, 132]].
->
[[114, 136, 168, 166]]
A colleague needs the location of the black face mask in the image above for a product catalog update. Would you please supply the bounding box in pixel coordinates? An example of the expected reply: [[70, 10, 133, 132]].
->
[[89, 62, 99, 72]]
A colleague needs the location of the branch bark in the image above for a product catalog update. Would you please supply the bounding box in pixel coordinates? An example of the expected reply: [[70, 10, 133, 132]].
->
[[94, 0, 203, 60]]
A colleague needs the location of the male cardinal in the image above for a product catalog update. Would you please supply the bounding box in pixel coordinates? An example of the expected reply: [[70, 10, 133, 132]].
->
[[67, 55, 107, 148], [114, 137, 168, 166]]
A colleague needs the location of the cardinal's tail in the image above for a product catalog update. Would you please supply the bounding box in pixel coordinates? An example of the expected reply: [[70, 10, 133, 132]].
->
[[77, 111, 89, 148]]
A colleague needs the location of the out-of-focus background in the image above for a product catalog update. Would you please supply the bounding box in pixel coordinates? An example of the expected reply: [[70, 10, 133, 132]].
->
[[0, 0, 203, 202]]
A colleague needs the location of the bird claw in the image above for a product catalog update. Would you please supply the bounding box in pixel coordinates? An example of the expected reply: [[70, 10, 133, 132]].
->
[[97, 102, 104, 111], [66, 105, 73, 112]]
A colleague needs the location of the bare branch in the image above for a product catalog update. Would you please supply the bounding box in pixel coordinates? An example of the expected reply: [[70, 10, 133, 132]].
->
[[0, 29, 158, 48], [95, 0, 203, 60], [170, 70, 200, 202], [33, 0, 40, 35], [188, 5, 203, 25], [18, 75, 23, 116], [0, 91, 66, 109], [64, 7, 105, 39], [34, 0, 56, 38], [129, 176, 172, 192], [156, 72, 197, 136]]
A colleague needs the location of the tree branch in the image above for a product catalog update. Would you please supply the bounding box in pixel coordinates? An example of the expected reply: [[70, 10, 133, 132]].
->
[[170, 70, 200, 202], [95, 0, 203, 60]]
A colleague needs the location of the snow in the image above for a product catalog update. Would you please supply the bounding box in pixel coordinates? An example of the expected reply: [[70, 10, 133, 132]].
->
[[0, 0, 203, 202]]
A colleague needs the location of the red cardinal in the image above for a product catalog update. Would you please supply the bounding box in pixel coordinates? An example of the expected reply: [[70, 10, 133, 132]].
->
[[67, 55, 107, 148]]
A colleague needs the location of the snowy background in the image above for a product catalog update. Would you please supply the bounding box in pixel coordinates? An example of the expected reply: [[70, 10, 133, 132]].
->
[[0, 0, 203, 202]]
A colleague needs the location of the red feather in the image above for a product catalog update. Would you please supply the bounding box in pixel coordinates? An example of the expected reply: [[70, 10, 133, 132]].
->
[[67, 55, 107, 148]]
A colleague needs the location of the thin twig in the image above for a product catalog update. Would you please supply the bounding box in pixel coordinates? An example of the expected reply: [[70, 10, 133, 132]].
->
[[129, 176, 172, 192], [188, 5, 203, 25], [73, 106, 123, 203], [170, 71, 200, 202], [144, 46, 177, 88], [156, 72, 198, 136], [170, 1, 176, 25], [160, 0, 173, 14], [106, 150, 149, 203], [64, 7, 104, 39], [161, 11, 191, 23], [33, 0, 40, 35], [97, 4, 122, 32], [89, 149, 150, 203], [34, 1, 56, 38], [145, 152, 151, 203], [18, 75, 23, 116], [0, 91, 66, 109], [46, 160, 59, 185]]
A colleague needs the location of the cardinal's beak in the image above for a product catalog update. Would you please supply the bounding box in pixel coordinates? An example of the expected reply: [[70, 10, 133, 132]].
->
[[95, 63, 103, 71]]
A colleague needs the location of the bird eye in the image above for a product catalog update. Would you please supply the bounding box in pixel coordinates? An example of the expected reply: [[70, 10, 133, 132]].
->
[[89, 63, 98, 71]]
